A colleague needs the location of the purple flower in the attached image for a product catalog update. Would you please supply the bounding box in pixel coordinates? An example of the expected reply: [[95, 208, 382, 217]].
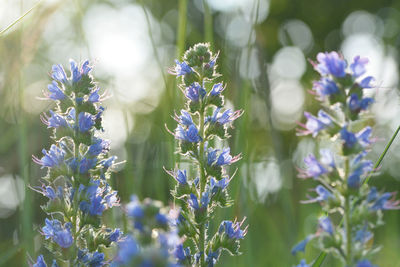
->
[[350, 56, 369, 78], [313, 78, 339, 99], [210, 83, 225, 96], [88, 138, 110, 156], [301, 185, 333, 204], [41, 218, 73, 248], [296, 259, 310, 267], [88, 88, 100, 103], [185, 82, 206, 102], [33, 144, 65, 168], [70, 59, 91, 83], [113, 236, 139, 265], [218, 220, 247, 239], [176, 110, 194, 126], [209, 177, 229, 195], [360, 76, 374, 88], [340, 127, 358, 148], [356, 259, 377, 267], [51, 64, 67, 83], [299, 154, 327, 179], [206, 250, 219, 267], [41, 110, 68, 128], [175, 169, 188, 185], [291, 235, 312, 255], [370, 192, 400, 211], [33, 255, 47, 267], [171, 60, 193, 76], [298, 110, 332, 137], [216, 147, 240, 166], [207, 108, 242, 125], [174, 244, 191, 262], [318, 216, 334, 235], [348, 94, 374, 112], [356, 126, 372, 147], [109, 229, 122, 242], [315, 51, 347, 77], [78, 112, 94, 132], [175, 124, 202, 143], [79, 157, 97, 174], [355, 226, 372, 244], [47, 81, 65, 100], [188, 193, 200, 210], [126, 195, 144, 218]]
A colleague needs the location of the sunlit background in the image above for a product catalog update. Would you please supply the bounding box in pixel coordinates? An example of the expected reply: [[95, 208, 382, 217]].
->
[[1, 0, 400, 266]]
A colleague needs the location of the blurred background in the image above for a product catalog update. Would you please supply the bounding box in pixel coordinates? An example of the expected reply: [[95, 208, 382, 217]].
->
[[1, 0, 400, 266]]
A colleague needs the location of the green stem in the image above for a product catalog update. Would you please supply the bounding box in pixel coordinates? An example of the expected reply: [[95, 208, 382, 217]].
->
[[198, 73, 206, 267], [344, 158, 352, 265]]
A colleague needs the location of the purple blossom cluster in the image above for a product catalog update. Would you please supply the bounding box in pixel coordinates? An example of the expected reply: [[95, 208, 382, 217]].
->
[[293, 52, 399, 266], [31, 60, 121, 266], [168, 43, 246, 267]]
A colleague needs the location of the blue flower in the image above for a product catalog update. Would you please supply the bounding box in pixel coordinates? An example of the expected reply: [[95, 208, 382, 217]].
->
[[205, 250, 219, 267], [79, 157, 97, 174], [207, 147, 218, 165], [113, 236, 139, 265], [301, 185, 333, 204], [177, 110, 194, 126], [88, 138, 110, 156], [70, 59, 91, 83], [188, 193, 200, 210], [175, 124, 202, 143], [185, 82, 206, 101], [41, 218, 73, 248], [47, 81, 65, 100], [348, 170, 361, 189], [172, 60, 193, 76], [355, 226, 372, 243], [295, 259, 310, 267], [319, 149, 335, 167], [356, 259, 377, 267], [109, 229, 122, 242], [216, 147, 239, 166], [42, 110, 68, 128], [207, 108, 241, 125], [209, 177, 229, 195], [367, 187, 378, 202], [218, 220, 246, 239], [360, 76, 374, 88], [88, 88, 100, 103], [33, 144, 65, 168], [33, 255, 47, 267], [291, 235, 312, 255], [298, 110, 332, 137], [101, 156, 116, 169], [350, 56, 369, 78], [78, 250, 105, 267], [318, 216, 334, 235], [51, 64, 67, 83], [313, 78, 339, 99], [315, 51, 346, 77], [348, 94, 374, 112], [174, 244, 191, 262], [356, 127, 372, 147], [210, 83, 224, 96], [175, 169, 188, 185], [78, 112, 94, 132], [340, 127, 358, 148], [156, 213, 169, 226], [370, 192, 400, 211], [299, 154, 327, 179], [126, 195, 144, 218]]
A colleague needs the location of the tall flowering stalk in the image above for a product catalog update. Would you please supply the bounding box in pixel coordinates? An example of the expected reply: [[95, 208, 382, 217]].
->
[[31, 60, 121, 266], [293, 52, 399, 267], [167, 43, 247, 267]]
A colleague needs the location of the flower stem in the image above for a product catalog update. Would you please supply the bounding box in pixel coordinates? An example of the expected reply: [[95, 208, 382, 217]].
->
[[198, 75, 206, 267], [344, 158, 352, 265]]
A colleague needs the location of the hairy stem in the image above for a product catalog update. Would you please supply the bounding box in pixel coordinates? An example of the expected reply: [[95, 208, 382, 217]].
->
[[344, 158, 352, 265]]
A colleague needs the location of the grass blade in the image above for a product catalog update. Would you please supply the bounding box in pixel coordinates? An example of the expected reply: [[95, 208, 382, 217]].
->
[[0, 0, 43, 36]]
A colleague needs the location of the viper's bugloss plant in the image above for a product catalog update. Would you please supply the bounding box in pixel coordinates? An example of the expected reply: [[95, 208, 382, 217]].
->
[[293, 52, 399, 267], [31, 60, 121, 266], [167, 43, 247, 267], [111, 195, 182, 266]]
